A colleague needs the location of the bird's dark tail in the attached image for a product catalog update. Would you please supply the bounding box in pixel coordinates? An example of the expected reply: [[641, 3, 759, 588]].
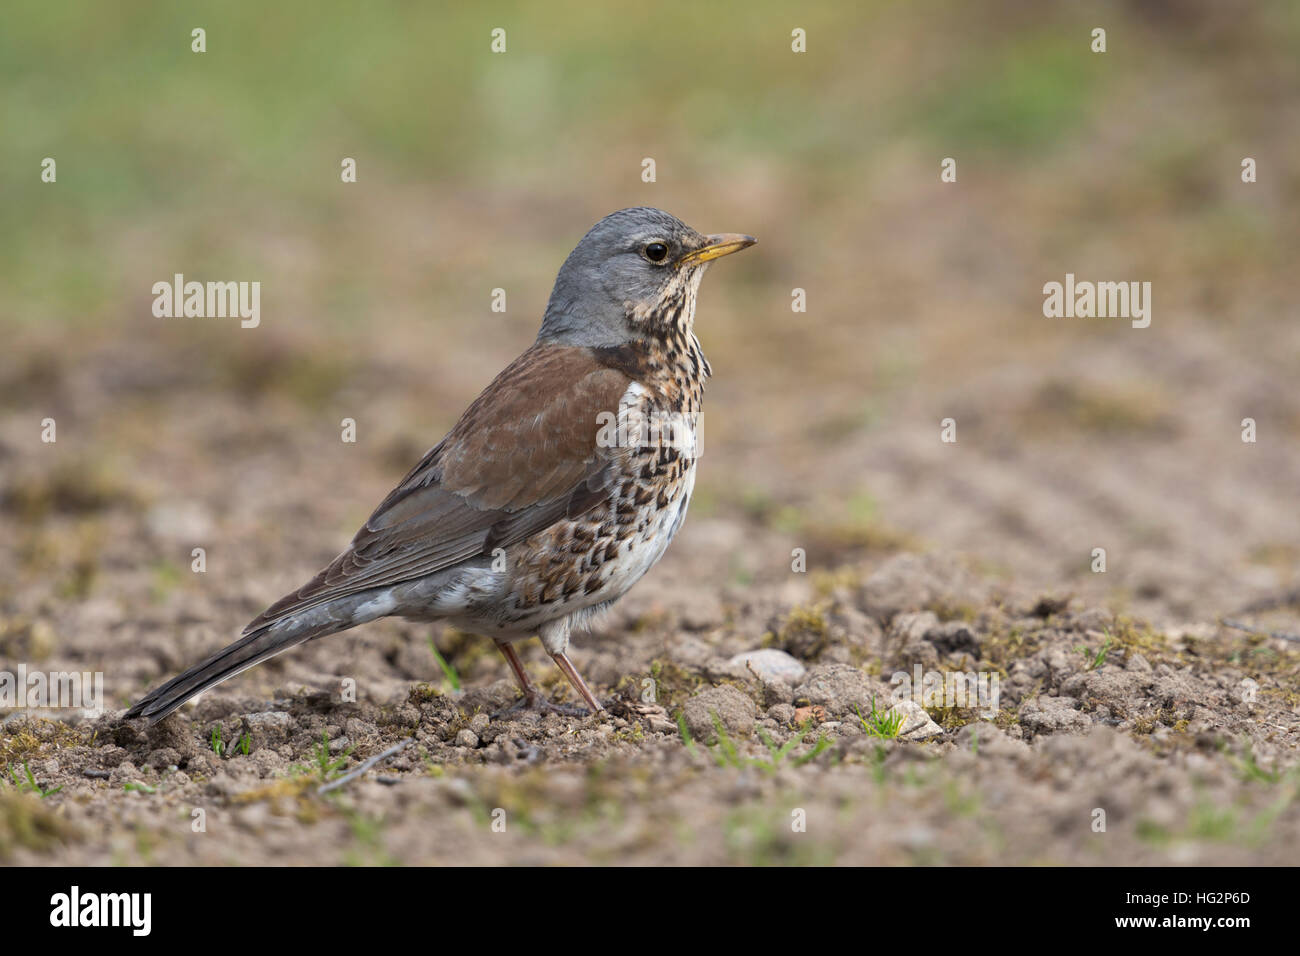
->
[[124, 598, 368, 724]]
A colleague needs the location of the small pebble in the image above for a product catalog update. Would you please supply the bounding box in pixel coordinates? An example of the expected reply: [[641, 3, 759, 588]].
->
[[728, 648, 807, 683]]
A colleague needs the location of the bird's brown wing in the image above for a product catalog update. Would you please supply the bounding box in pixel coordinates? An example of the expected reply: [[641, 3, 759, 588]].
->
[[243, 344, 635, 634]]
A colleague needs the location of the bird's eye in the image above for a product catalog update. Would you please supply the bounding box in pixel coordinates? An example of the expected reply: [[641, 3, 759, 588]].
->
[[643, 242, 669, 263]]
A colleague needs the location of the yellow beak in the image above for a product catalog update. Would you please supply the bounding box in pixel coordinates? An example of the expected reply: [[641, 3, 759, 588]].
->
[[677, 233, 757, 266]]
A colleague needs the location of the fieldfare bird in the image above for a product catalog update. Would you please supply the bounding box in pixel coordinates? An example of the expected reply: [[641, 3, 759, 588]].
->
[[126, 207, 755, 723]]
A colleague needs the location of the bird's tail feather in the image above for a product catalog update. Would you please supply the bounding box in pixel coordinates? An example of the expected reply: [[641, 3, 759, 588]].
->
[[124, 601, 366, 724]]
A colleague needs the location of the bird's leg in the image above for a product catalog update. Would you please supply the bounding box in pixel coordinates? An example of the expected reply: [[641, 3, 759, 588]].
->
[[550, 651, 606, 714], [492, 641, 592, 717], [495, 640, 541, 703]]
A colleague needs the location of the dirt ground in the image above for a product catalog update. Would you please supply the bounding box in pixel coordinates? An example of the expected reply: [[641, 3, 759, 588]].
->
[[2, 340, 1298, 864], [3, 551, 1299, 865]]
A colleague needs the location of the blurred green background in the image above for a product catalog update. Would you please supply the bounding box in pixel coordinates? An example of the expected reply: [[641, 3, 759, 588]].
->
[[3, 0, 1299, 624]]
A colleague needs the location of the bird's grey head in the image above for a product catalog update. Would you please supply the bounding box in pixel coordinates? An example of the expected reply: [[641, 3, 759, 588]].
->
[[539, 207, 755, 348]]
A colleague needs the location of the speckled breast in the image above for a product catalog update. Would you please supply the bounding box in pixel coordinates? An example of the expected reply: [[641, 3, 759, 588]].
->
[[501, 408, 699, 627], [502, 335, 707, 631]]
